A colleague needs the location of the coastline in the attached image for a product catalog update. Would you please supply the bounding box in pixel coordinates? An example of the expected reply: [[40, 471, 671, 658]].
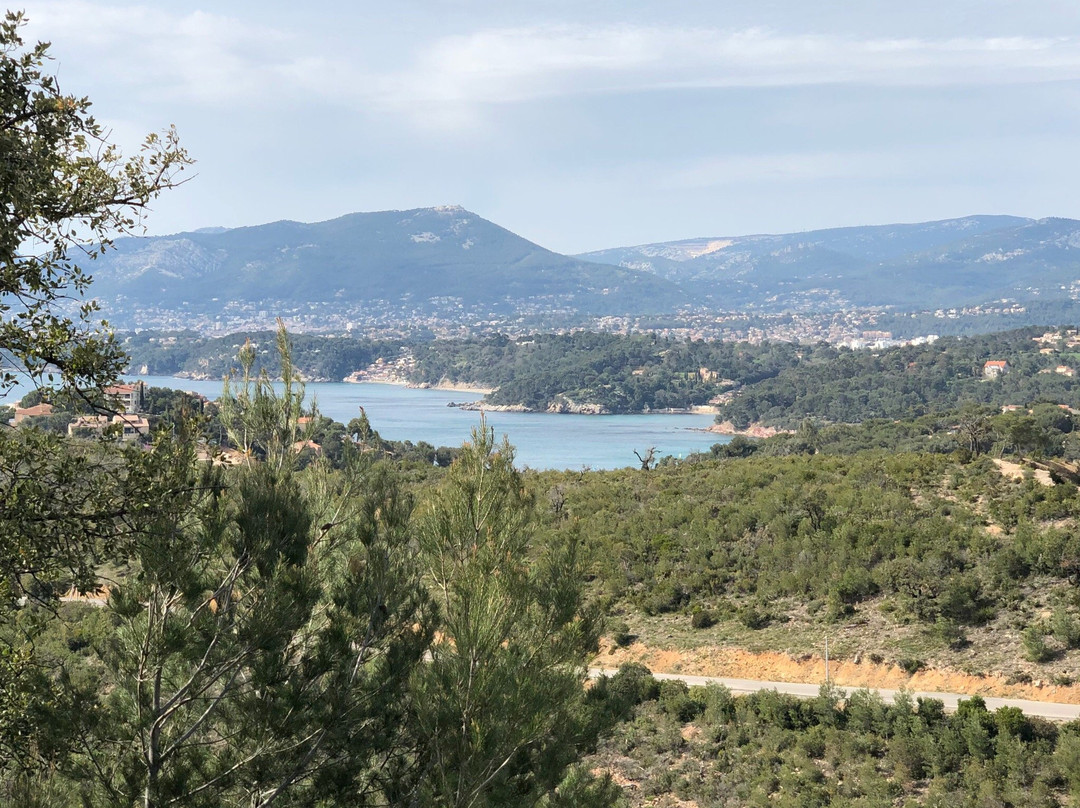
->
[[345, 376, 494, 395], [171, 370, 494, 395], [418, 380, 494, 395], [154, 373, 723, 418], [707, 419, 790, 438]]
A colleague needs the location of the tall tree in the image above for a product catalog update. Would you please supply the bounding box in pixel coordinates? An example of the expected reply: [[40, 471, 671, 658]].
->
[[411, 422, 601, 808], [218, 325, 307, 469], [71, 420, 434, 807], [1, 9, 190, 778], [0, 10, 191, 394]]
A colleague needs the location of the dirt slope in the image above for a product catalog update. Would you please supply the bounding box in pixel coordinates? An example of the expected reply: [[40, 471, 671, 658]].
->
[[597, 639, 1080, 705]]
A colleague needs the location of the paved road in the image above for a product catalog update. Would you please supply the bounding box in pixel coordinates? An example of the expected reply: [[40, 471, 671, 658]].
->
[[590, 668, 1080, 722]]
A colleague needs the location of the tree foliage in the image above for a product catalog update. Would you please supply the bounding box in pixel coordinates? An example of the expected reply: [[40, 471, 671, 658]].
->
[[412, 422, 601, 807], [591, 669, 1075, 808], [0, 10, 191, 394], [73, 433, 435, 808]]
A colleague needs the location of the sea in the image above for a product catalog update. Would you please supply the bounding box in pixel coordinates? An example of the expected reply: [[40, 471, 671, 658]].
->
[[3, 375, 728, 471]]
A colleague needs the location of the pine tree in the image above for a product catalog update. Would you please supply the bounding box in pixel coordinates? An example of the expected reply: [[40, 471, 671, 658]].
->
[[411, 420, 601, 808], [69, 372, 434, 807]]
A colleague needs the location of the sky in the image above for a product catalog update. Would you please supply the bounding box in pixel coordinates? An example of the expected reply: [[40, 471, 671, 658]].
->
[[16, 0, 1080, 253]]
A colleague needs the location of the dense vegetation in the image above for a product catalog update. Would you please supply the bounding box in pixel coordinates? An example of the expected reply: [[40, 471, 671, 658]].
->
[[0, 24, 614, 806], [120, 330, 401, 381], [719, 402, 1080, 461], [531, 444, 1080, 682], [408, 332, 807, 412], [716, 327, 1080, 429], [542, 451, 1080, 621], [2, 394, 611, 806], [590, 665, 1080, 808]]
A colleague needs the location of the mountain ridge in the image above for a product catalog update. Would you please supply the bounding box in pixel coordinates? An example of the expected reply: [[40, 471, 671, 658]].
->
[[86, 209, 1080, 330], [87, 206, 688, 324], [577, 214, 1080, 310]]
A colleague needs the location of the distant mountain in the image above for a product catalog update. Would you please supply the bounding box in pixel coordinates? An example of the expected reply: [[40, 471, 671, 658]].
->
[[85, 206, 687, 324], [578, 215, 1080, 310], [85, 211, 1080, 331]]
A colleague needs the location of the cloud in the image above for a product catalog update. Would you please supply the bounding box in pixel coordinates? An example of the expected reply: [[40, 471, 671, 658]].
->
[[385, 26, 1080, 108], [18, 4, 1080, 128], [21, 1, 344, 106]]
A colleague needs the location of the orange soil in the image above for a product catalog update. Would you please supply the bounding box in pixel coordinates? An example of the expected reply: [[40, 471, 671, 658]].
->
[[596, 639, 1080, 705]]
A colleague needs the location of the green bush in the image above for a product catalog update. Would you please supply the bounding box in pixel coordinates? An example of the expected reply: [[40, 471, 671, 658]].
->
[[738, 604, 773, 630], [1022, 625, 1054, 663], [831, 566, 878, 604], [898, 657, 924, 675], [690, 609, 716, 630], [608, 619, 634, 647], [1050, 607, 1080, 649], [658, 679, 704, 723], [606, 663, 659, 709]]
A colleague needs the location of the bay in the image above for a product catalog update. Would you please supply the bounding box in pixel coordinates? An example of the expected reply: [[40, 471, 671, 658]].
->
[[134, 376, 727, 470]]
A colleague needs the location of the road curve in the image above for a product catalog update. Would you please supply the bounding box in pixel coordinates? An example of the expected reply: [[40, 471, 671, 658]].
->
[[590, 668, 1080, 722]]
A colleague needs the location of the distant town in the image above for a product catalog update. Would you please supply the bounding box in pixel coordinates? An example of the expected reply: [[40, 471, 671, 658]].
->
[[101, 295, 1034, 348]]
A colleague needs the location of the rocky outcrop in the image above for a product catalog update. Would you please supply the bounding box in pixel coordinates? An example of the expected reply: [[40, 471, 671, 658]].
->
[[448, 397, 610, 415], [448, 401, 532, 413], [709, 420, 789, 438], [545, 397, 609, 415]]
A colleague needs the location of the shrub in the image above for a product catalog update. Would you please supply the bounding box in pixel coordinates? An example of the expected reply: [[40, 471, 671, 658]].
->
[[832, 566, 878, 604], [898, 657, 924, 675], [690, 609, 716, 629], [1022, 625, 1054, 663], [738, 604, 773, 630], [608, 619, 634, 647], [658, 679, 704, 723], [1051, 607, 1080, 649], [606, 663, 660, 710], [938, 574, 994, 625], [701, 684, 735, 725], [931, 617, 968, 649], [641, 580, 689, 615]]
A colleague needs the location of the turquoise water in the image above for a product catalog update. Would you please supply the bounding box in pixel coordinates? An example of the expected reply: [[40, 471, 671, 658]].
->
[[4, 375, 727, 470], [148, 377, 725, 470]]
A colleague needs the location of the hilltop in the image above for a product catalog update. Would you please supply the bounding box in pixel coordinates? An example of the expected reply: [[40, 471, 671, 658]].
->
[[86, 206, 687, 329]]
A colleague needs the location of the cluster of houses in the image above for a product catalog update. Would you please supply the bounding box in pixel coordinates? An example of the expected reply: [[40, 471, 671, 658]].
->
[[984, 358, 1077, 380], [9, 382, 151, 441]]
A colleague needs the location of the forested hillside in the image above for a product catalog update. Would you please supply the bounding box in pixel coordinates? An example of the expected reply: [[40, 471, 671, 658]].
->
[[409, 332, 807, 411], [120, 330, 402, 381], [716, 326, 1080, 428], [537, 449, 1080, 679], [123, 326, 1080, 423]]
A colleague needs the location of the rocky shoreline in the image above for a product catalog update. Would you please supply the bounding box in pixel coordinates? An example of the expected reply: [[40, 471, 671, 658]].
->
[[448, 398, 609, 415], [707, 420, 790, 438]]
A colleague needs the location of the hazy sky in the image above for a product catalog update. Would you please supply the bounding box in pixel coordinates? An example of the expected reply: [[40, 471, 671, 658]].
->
[[18, 1, 1080, 252]]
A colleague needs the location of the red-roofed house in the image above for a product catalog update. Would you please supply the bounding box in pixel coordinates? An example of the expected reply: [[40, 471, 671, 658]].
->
[[12, 402, 54, 424], [983, 360, 1008, 379]]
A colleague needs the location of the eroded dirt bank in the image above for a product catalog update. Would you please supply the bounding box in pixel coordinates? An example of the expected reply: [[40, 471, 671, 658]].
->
[[596, 639, 1080, 705]]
